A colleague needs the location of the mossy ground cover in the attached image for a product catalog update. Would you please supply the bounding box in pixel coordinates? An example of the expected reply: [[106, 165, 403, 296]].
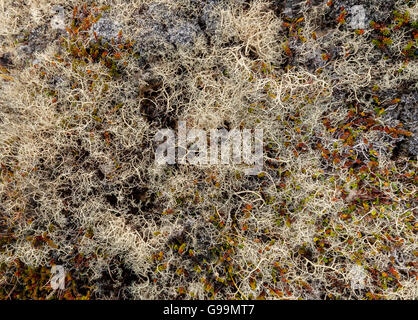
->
[[0, 0, 416, 299]]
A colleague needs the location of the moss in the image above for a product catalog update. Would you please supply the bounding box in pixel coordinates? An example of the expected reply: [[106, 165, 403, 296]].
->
[[0, 0, 416, 300]]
